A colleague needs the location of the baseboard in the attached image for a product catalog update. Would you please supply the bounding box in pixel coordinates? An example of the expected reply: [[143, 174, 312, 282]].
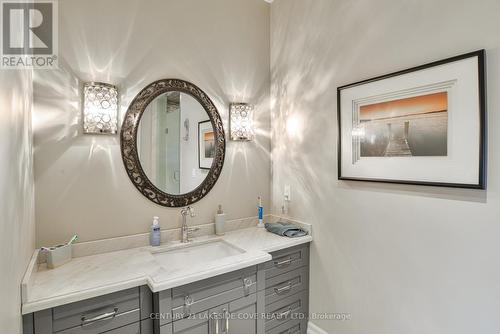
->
[[308, 321, 329, 334]]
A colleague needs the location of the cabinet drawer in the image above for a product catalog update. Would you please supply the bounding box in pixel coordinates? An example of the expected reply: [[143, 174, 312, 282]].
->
[[56, 309, 140, 334], [265, 267, 308, 305], [53, 288, 140, 332], [259, 245, 309, 279], [101, 322, 140, 334], [171, 307, 212, 334], [171, 266, 257, 320], [266, 318, 307, 334], [265, 291, 307, 332]]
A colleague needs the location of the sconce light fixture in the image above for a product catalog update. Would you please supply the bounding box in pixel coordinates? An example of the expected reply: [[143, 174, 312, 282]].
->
[[229, 103, 254, 141], [83, 82, 118, 134]]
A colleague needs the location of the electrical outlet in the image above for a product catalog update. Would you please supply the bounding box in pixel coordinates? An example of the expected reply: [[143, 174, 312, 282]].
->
[[284, 184, 291, 201]]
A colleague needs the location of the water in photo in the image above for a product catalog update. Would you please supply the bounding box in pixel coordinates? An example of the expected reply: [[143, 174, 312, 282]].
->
[[359, 92, 448, 157]]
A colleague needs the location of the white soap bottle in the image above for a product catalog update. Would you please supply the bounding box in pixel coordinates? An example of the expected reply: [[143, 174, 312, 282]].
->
[[215, 205, 226, 236], [150, 216, 161, 246]]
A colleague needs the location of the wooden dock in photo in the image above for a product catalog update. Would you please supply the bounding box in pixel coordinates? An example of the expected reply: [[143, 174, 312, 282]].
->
[[382, 121, 413, 156], [384, 138, 412, 156]]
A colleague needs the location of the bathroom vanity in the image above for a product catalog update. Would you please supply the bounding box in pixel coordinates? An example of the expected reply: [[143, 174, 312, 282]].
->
[[154, 244, 309, 334], [22, 79, 312, 334], [22, 228, 311, 334]]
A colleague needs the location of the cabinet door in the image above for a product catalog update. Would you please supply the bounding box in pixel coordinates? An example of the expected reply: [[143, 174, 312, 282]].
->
[[228, 293, 261, 334], [172, 305, 224, 334]]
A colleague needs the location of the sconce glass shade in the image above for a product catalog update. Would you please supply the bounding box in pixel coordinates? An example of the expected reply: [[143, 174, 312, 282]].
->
[[83, 82, 118, 134], [229, 103, 254, 141]]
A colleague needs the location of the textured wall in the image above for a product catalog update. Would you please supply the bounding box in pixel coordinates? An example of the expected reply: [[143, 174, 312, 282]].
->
[[34, 0, 271, 246], [0, 69, 35, 333], [270, 0, 500, 333]]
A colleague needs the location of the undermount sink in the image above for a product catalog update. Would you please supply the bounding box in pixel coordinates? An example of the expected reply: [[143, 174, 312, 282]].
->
[[151, 239, 245, 269]]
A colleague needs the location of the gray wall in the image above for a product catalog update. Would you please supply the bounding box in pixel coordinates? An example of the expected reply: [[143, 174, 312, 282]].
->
[[0, 70, 35, 332], [270, 0, 500, 333], [34, 0, 271, 246]]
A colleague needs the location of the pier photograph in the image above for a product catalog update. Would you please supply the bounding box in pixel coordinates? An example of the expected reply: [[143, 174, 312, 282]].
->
[[359, 92, 448, 157]]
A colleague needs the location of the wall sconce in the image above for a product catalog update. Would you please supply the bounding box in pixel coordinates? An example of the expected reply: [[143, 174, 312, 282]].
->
[[229, 103, 254, 141], [83, 82, 118, 134]]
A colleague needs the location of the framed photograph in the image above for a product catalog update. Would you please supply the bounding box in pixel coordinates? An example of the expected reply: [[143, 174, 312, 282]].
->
[[198, 120, 215, 169], [337, 50, 486, 189]]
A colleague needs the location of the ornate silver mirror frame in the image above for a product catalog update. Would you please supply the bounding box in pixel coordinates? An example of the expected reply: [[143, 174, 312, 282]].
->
[[120, 79, 225, 207]]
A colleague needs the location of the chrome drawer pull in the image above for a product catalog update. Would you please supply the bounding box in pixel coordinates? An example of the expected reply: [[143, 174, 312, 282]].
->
[[277, 307, 292, 320], [210, 312, 218, 334], [274, 257, 292, 267], [183, 295, 194, 316], [243, 278, 254, 296], [81, 307, 118, 326], [274, 281, 293, 295], [220, 308, 230, 334]]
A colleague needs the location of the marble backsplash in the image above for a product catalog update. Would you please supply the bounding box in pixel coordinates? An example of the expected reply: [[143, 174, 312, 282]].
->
[[35, 214, 311, 262]]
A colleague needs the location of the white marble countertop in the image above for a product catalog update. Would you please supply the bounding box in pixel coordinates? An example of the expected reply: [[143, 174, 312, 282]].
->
[[22, 227, 312, 314]]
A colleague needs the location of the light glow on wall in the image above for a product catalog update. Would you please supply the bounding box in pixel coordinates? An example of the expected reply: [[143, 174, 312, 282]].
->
[[286, 114, 304, 140]]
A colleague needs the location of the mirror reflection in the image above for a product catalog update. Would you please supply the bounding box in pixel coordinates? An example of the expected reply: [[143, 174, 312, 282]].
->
[[137, 92, 215, 195]]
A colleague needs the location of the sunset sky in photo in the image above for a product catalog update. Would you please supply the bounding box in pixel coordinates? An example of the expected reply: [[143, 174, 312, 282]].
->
[[360, 91, 448, 121]]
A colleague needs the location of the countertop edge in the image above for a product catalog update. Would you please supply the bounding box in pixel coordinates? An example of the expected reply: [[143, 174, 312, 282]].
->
[[22, 276, 148, 314], [262, 235, 313, 253], [21, 252, 273, 314], [147, 252, 272, 292], [21, 249, 39, 304]]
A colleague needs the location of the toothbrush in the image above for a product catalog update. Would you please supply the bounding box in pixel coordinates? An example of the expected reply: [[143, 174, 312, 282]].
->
[[67, 235, 78, 245], [257, 197, 264, 228], [40, 235, 78, 253]]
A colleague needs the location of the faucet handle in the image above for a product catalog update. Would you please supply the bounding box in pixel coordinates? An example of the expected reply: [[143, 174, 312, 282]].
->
[[181, 206, 196, 217]]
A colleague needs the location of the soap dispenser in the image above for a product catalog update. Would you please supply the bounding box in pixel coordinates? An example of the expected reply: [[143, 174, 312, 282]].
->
[[215, 205, 226, 236], [150, 216, 161, 246]]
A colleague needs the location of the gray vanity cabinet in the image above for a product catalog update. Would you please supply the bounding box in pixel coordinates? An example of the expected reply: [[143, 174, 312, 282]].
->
[[260, 244, 310, 334], [155, 243, 310, 334], [24, 286, 153, 334], [156, 266, 263, 334], [25, 243, 311, 334]]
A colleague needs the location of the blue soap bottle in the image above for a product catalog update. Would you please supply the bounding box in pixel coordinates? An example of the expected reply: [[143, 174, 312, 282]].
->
[[150, 216, 161, 246]]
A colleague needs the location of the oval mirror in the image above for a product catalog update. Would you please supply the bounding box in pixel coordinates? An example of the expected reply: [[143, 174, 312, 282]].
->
[[121, 79, 225, 207]]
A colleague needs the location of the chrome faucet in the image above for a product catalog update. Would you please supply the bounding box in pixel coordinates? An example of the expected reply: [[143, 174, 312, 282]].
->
[[180, 206, 198, 243]]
